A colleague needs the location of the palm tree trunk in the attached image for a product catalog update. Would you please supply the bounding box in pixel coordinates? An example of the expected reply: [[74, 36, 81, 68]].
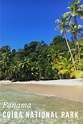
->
[[74, 16, 80, 62], [65, 34, 76, 70]]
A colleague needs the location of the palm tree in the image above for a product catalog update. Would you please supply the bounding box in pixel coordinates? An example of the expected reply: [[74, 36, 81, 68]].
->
[[8, 64, 19, 81], [63, 0, 83, 23], [18, 58, 31, 80], [63, 0, 83, 61], [55, 15, 76, 70], [1, 52, 11, 79], [69, 23, 77, 41], [52, 54, 74, 79]]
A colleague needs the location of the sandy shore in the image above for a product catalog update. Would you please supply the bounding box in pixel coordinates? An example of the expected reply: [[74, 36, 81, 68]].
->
[[0, 78, 83, 85], [0, 79, 83, 102]]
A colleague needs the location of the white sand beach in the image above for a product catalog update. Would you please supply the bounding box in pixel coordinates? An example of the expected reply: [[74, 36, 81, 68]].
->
[[0, 78, 83, 86], [0, 79, 83, 102]]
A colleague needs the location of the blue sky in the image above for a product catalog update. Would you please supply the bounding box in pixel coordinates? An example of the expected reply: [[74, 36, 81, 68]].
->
[[0, 0, 83, 50]]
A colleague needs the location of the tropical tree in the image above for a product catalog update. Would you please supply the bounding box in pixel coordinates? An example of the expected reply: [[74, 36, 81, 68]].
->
[[0, 52, 11, 79], [8, 63, 20, 81], [52, 53, 74, 79], [18, 58, 31, 81], [63, 0, 83, 61], [55, 15, 76, 70], [63, 0, 83, 24], [54, 0, 83, 79]]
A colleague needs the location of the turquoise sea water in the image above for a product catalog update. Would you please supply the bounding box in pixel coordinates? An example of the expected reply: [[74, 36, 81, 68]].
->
[[0, 87, 83, 124]]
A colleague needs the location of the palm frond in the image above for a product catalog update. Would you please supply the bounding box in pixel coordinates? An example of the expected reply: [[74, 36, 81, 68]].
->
[[77, 4, 83, 18]]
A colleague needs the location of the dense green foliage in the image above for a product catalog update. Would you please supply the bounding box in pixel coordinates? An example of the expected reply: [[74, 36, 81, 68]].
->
[[1, 36, 82, 81], [0, 35, 73, 81]]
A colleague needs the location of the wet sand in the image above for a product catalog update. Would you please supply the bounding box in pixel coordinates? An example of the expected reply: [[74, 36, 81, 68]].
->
[[0, 83, 83, 102]]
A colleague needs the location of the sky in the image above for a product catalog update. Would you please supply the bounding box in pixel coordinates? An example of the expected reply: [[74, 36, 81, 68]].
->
[[0, 0, 83, 50]]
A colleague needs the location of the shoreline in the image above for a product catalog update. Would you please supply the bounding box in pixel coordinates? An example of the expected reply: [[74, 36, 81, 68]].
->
[[0, 83, 83, 102], [0, 79, 83, 86], [0, 79, 83, 102]]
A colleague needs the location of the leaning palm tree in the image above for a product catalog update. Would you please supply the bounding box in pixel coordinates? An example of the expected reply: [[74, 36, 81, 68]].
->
[[63, 0, 83, 61], [55, 15, 76, 70], [63, 0, 83, 24]]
